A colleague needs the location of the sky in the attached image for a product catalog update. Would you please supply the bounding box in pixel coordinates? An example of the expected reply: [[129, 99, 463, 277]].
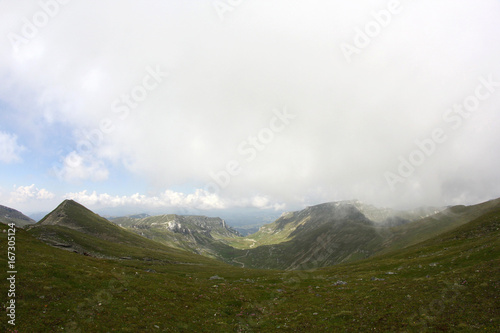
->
[[0, 0, 499, 218]]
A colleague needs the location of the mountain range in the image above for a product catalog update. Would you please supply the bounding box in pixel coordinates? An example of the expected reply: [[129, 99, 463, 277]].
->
[[0, 197, 498, 331]]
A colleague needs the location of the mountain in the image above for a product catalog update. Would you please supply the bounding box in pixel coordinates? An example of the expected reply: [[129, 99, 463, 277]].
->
[[2, 197, 498, 332], [109, 214, 241, 261], [24, 197, 500, 272], [0, 204, 36, 228], [26, 200, 217, 264], [226, 201, 392, 269], [224, 198, 499, 270]]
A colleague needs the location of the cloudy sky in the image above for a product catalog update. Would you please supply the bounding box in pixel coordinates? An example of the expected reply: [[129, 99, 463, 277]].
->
[[1, 0, 499, 217]]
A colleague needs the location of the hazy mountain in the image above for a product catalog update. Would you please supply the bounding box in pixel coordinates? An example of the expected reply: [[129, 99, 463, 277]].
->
[[0, 204, 36, 228]]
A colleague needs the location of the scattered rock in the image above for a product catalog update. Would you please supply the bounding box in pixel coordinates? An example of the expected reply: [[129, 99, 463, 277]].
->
[[332, 280, 347, 286], [145, 269, 157, 273], [54, 243, 72, 248], [209, 275, 224, 280], [386, 272, 396, 275], [370, 277, 385, 281]]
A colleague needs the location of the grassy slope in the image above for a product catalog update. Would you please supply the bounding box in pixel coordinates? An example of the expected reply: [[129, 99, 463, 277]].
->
[[1, 206, 498, 332]]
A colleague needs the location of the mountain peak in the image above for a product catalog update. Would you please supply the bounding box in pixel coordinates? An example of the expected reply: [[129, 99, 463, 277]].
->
[[36, 199, 116, 234]]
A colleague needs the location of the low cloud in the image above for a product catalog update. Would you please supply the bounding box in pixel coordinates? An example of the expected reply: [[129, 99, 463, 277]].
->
[[9, 184, 55, 203]]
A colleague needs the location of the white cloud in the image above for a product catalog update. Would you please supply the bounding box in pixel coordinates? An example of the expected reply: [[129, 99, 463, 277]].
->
[[0, 131, 25, 163], [64, 189, 285, 211], [0, 0, 499, 209], [55, 152, 109, 183], [9, 184, 55, 203]]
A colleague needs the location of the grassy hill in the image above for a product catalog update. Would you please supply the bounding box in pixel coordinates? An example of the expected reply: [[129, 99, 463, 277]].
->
[[0, 200, 498, 331]]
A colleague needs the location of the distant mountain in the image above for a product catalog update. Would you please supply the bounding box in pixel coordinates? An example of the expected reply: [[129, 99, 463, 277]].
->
[[27, 200, 213, 264], [235, 226, 260, 236], [109, 214, 241, 261], [0, 204, 36, 228], [28, 211, 50, 222]]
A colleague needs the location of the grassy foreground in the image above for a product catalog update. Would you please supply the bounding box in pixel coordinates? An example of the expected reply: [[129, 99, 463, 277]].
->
[[1, 209, 499, 332]]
